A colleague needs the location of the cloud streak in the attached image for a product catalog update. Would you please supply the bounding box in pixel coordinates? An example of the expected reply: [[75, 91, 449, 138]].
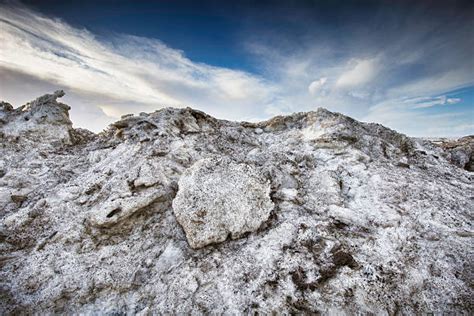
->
[[408, 96, 462, 109], [0, 3, 276, 130]]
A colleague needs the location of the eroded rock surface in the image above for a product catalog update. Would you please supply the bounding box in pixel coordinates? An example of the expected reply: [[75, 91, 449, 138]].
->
[[173, 157, 273, 249], [0, 92, 472, 314], [431, 136, 474, 171], [0, 90, 73, 143]]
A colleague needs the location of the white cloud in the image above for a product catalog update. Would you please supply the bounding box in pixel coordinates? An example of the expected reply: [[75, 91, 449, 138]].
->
[[406, 95, 462, 109], [387, 69, 473, 99], [0, 4, 276, 131], [446, 98, 461, 104], [348, 90, 370, 99], [98, 105, 129, 119], [336, 59, 379, 88], [308, 77, 327, 95]]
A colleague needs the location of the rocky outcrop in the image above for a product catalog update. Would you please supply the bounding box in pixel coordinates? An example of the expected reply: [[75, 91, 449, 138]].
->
[[432, 136, 474, 171], [0, 90, 73, 144], [0, 92, 472, 314]]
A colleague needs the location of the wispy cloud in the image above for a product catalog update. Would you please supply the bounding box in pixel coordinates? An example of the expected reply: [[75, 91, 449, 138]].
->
[[336, 59, 379, 88], [0, 3, 276, 130], [308, 77, 327, 96], [243, 1, 474, 136], [407, 96, 462, 109], [364, 99, 474, 137]]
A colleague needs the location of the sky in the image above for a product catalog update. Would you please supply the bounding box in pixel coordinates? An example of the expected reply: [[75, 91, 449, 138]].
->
[[0, 0, 473, 136]]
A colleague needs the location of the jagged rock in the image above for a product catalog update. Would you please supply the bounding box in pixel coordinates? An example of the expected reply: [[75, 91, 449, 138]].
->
[[433, 136, 474, 171], [70, 128, 97, 145], [0, 101, 14, 112], [0, 90, 73, 143], [0, 92, 472, 314], [0, 101, 14, 125], [172, 157, 273, 249]]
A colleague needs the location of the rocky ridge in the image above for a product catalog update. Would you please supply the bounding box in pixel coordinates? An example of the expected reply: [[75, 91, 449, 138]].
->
[[0, 91, 472, 314]]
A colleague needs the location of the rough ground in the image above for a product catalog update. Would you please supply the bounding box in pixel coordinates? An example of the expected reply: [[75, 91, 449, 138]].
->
[[0, 91, 472, 314]]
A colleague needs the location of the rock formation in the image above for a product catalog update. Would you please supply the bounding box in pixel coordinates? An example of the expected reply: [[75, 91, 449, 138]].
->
[[431, 136, 474, 172], [0, 92, 472, 314]]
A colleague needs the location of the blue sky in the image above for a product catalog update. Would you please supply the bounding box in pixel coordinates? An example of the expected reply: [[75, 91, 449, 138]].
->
[[0, 0, 473, 136]]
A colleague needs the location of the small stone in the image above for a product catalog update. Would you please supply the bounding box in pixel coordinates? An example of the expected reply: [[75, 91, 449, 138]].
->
[[145, 258, 153, 267], [11, 194, 27, 204], [396, 162, 410, 168], [332, 250, 358, 269]]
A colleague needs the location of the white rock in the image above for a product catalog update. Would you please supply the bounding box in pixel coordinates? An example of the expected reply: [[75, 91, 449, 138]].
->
[[172, 157, 274, 249]]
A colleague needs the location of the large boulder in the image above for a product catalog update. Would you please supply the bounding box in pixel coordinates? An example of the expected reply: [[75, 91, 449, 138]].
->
[[172, 157, 274, 249]]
